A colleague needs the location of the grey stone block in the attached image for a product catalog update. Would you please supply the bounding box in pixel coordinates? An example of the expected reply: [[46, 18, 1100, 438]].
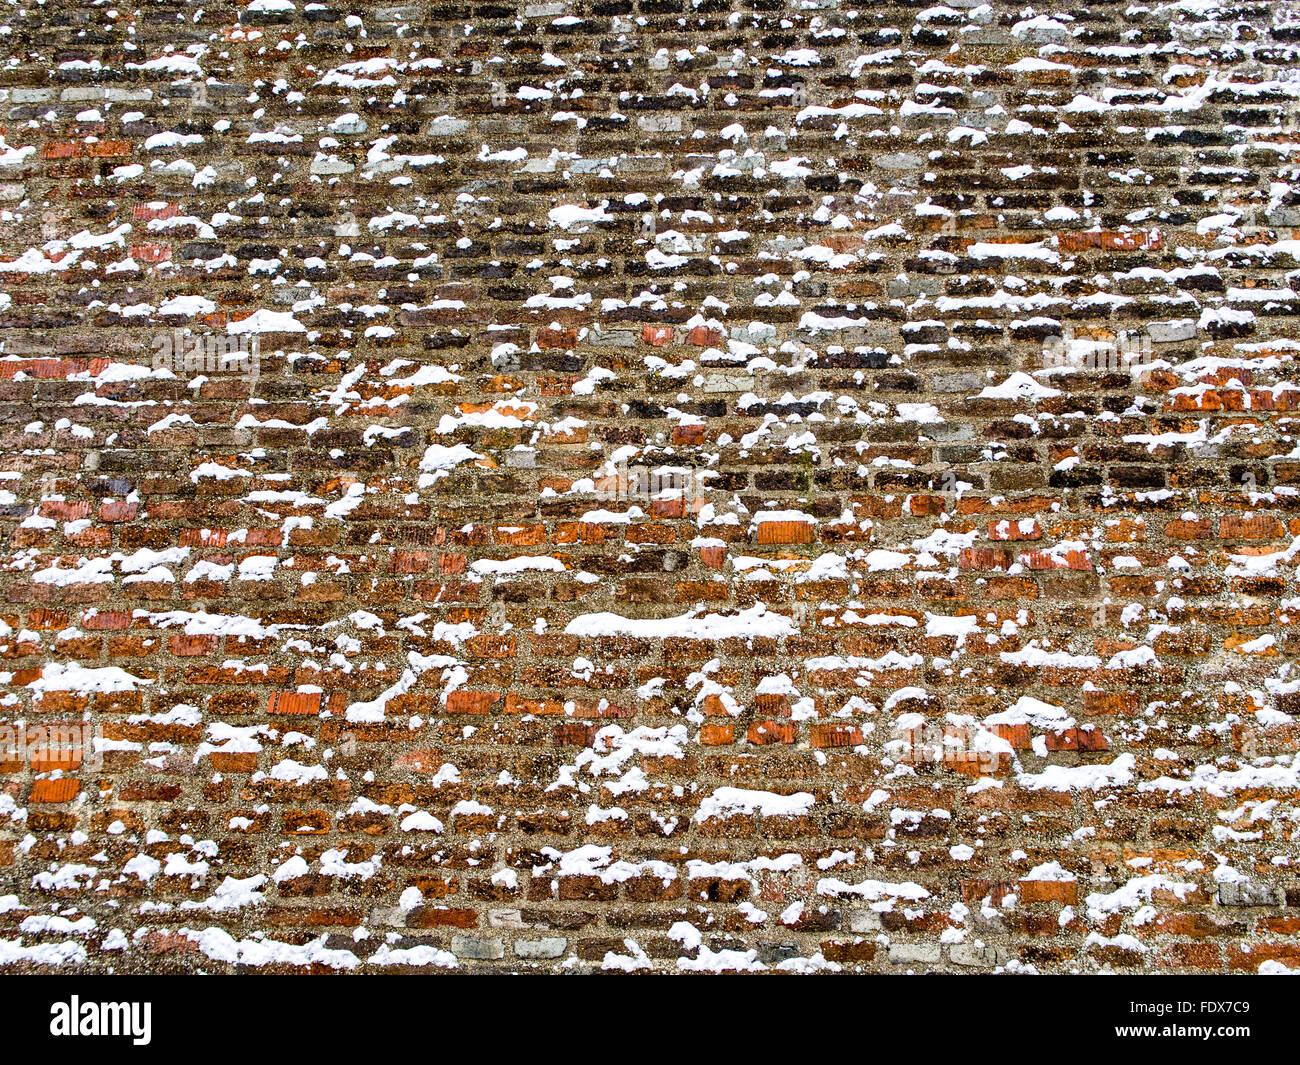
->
[[487, 908, 526, 928], [589, 328, 637, 348], [637, 115, 683, 133], [1218, 880, 1281, 907], [874, 153, 922, 171], [1147, 319, 1196, 344], [931, 372, 985, 393], [1266, 208, 1300, 227], [847, 909, 882, 933], [514, 937, 567, 959], [426, 117, 470, 136], [756, 941, 800, 964], [950, 942, 1006, 967], [888, 943, 942, 965], [702, 374, 754, 394], [451, 935, 505, 960]]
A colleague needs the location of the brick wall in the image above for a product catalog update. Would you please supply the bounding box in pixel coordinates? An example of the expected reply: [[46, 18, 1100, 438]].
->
[[1, 0, 1300, 973]]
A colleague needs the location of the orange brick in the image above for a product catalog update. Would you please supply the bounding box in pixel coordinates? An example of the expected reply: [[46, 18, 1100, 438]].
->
[[268, 692, 323, 716], [446, 690, 499, 714], [747, 720, 796, 745], [810, 723, 862, 748], [30, 778, 79, 804], [756, 520, 814, 545]]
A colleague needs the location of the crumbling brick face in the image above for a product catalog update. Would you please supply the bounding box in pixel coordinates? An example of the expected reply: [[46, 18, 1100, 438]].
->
[[0, 0, 1298, 975]]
